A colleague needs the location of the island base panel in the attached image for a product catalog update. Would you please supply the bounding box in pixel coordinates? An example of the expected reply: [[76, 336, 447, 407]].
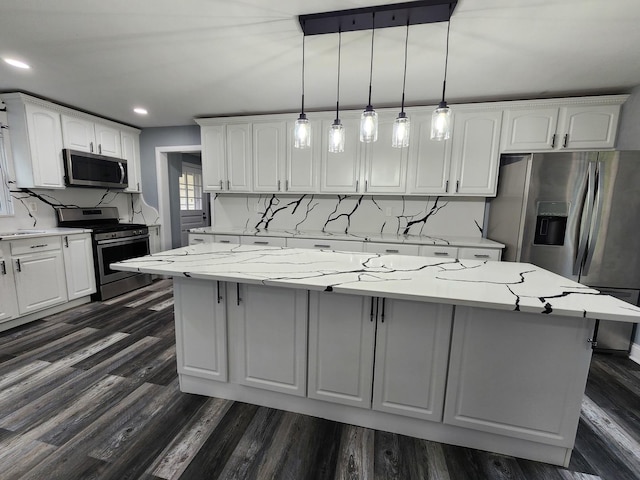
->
[[179, 373, 572, 467]]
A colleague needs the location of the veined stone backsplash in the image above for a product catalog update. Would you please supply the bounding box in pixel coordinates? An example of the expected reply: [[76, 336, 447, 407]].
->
[[0, 187, 159, 232], [213, 194, 487, 237]]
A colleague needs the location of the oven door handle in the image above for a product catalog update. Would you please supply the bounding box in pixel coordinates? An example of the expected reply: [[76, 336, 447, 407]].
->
[[96, 234, 149, 246]]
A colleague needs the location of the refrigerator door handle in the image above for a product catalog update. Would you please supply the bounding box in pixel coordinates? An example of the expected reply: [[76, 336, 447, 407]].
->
[[583, 161, 606, 275], [573, 161, 596, 276]]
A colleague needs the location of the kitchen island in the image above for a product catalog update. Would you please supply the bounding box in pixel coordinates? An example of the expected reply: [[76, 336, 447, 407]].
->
[[111, 243, 640, 467]]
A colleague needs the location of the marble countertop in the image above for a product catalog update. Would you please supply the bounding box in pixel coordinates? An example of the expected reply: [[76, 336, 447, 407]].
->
[[189, 227, 505, 249], [111, 243, 640, 323], [0, 227, 92, 241]]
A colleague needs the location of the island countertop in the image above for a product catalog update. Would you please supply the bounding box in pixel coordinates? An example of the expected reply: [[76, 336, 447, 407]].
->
[[111, 243, 640, 323]]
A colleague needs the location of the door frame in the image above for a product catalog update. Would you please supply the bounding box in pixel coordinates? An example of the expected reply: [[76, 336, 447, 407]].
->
[[155, 144, 202, 251]]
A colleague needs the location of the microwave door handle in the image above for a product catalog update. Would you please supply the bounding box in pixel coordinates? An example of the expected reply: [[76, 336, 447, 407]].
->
[[118, 162, 125, 184], [573, 161, 596, 276], [583, 161, 605, 275]]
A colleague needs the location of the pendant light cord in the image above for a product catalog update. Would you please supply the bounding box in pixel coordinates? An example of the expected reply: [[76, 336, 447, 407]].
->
[[336, 29, 342, 120], [441, 6, 452, 104], [367, 13, 376, 107], [301, 23, 306, 115], [400, 20, 409, 113]]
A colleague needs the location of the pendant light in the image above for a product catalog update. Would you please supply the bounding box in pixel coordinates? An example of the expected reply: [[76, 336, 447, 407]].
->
[[294, 23, 310, 149], [431, 7, 453, 141], [360, 13, 378, 143], [392, 20, 411, 148], [328, 29, 345, 153]]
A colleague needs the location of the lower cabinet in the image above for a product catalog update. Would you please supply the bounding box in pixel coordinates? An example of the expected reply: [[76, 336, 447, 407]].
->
[[443, 306, 593, 446], [63, 233, 96, 300], [308, 291, 453, 419], [228, 283, 308, 396], [0, 254, 18, 322]]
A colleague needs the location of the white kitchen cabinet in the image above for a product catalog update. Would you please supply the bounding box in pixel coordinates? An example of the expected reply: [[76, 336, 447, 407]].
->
[[363, 242, 420, 256], [228, 283, 308, 396], [407, 112, 451, 195], [121, 130, 142, 192], [239, 236, 286, 247], [444, 306, 593, 447], [419, 245, 458, 259], [449, 109, 503, 196], [174, 277, 228, 382], [61, 115, 122, 158], [308, 292, 376, 408], [458, 247, 501, 261], [372, 299, 452, 421], [320, 116, 362, 193], [213, 234, 240, 244], [200, 123, 252, 192], [62, 233, 96, 300], [188, 233, 214, 245], [253, 121, 285, 193], [360, 112, 408, 194], [11, 237, 67, 315], [286, 237, 363, 252], [148, 225, 162, 253], [286, 119, 321, 192], [0, 250, 18, 323], [501, 100, 622, 152]]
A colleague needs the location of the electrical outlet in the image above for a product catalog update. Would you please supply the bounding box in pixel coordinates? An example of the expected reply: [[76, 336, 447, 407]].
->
[[28, 202, 37, 212]]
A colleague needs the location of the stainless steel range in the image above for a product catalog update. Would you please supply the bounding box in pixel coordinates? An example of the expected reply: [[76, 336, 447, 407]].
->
[[57, 206, 152, 300]]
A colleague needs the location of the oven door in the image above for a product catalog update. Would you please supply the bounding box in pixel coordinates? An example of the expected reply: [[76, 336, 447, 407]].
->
[[95, 235, 150, 285]]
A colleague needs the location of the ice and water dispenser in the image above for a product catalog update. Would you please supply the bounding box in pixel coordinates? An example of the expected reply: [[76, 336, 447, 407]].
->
[[533, 202, 569, 246]]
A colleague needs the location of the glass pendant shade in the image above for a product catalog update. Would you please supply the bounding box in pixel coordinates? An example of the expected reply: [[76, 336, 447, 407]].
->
[[328, 119, 345, 153], [360, 106, 378, 143], [392, 112, 410, 148], [294, 114, 311, 149], [431, 102, 452, 141]]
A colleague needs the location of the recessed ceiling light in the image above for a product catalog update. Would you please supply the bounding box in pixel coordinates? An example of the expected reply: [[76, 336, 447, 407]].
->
[[133, 107, 148, 115], [3, 58, 30, 69]]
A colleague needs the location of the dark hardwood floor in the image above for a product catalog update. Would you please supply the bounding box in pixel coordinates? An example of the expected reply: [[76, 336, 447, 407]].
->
[[1, 279, 639, 480]]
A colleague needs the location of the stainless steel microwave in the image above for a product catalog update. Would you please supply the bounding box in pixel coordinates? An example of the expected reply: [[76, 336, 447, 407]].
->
[[62, 149, 128, 189]]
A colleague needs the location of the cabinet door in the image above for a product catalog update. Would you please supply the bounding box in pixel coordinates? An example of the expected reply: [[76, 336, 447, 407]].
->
[[286, 237, 363, 252], [0, 257, 18, 322], [229, 284, 308, 396], [188, 233, 215, 245], [239, 236, 287, 247], [308, 292, 376, 408], [63, 234, 96, 300], [560, 105, 620, 150], [407, 113, 452, 194], [419, 245, 458, 259], [457, 247, 501, 261], [363, 242, 420, 256], [148, 226, 162, 254], [501, 108, 559, 152], [286, 120, 320, 192], [362, 114, 408, 193], [373, 299, 452, 421], [61, 115, 96, 153], [253, 121, 285, 192], [24, 104, 65, 189], [226, 123, 252, 192], [173, 277, 227, 382], [13, 250, 67, 315], [94, 123, 122, 157], [320, 117, 362, 193], [444, 307, 594, 447], [450, 110, 503, 196], [121, 131, 141, 192], [201, 125, 226, 191]]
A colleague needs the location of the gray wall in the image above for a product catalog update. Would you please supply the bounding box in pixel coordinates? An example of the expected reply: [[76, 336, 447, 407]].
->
[[167, 152, 183, 249], [139, 125, 200, 209], [617, 85, 640, 150]]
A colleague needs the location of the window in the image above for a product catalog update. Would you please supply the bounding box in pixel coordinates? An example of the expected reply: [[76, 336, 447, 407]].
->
[[179, 164, 203, 211], [0, 123, 14, 216]]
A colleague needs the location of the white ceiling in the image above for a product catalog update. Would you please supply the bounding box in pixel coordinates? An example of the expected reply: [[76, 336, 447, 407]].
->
[[1, 0, 639, 128]]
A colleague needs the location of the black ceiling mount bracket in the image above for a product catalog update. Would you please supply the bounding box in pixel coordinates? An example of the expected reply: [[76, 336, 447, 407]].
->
[[298, 0, 457, 36]]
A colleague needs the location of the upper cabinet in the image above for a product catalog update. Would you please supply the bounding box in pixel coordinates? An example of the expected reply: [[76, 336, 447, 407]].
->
[[320, 115, 362, 193], [0, 93, 141, 190], [501, 96, 624, 152]]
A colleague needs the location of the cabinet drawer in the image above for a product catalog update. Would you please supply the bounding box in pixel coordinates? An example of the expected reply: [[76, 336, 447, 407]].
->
[[458, 247, 501, 261], [364, 242, 420, 256], [213, 235, 241, 244], [188, 234, 214, 245], [11, 236, 62, 255], [286, 237, 363, 252], [240, 236, 286, 247], [419, 245, 458, 259]]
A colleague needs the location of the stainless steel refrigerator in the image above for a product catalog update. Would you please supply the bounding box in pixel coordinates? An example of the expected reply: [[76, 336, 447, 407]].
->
[[487, 151, 640, 353]]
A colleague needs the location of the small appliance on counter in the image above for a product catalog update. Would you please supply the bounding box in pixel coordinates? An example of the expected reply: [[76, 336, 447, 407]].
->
[[487, 151, 640, 354], [57, 206, 151, 300]]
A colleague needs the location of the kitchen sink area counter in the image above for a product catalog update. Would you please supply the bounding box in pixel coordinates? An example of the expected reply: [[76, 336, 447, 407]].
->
[[111, 244, 640, 468], [0, 227, 93, 240]]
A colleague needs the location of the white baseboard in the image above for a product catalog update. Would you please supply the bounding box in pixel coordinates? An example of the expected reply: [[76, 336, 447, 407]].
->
[[630, 342, 640, 365]]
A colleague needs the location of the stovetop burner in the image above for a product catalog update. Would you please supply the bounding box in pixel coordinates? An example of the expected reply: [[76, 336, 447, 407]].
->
[[56, 206, 149, 240]]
